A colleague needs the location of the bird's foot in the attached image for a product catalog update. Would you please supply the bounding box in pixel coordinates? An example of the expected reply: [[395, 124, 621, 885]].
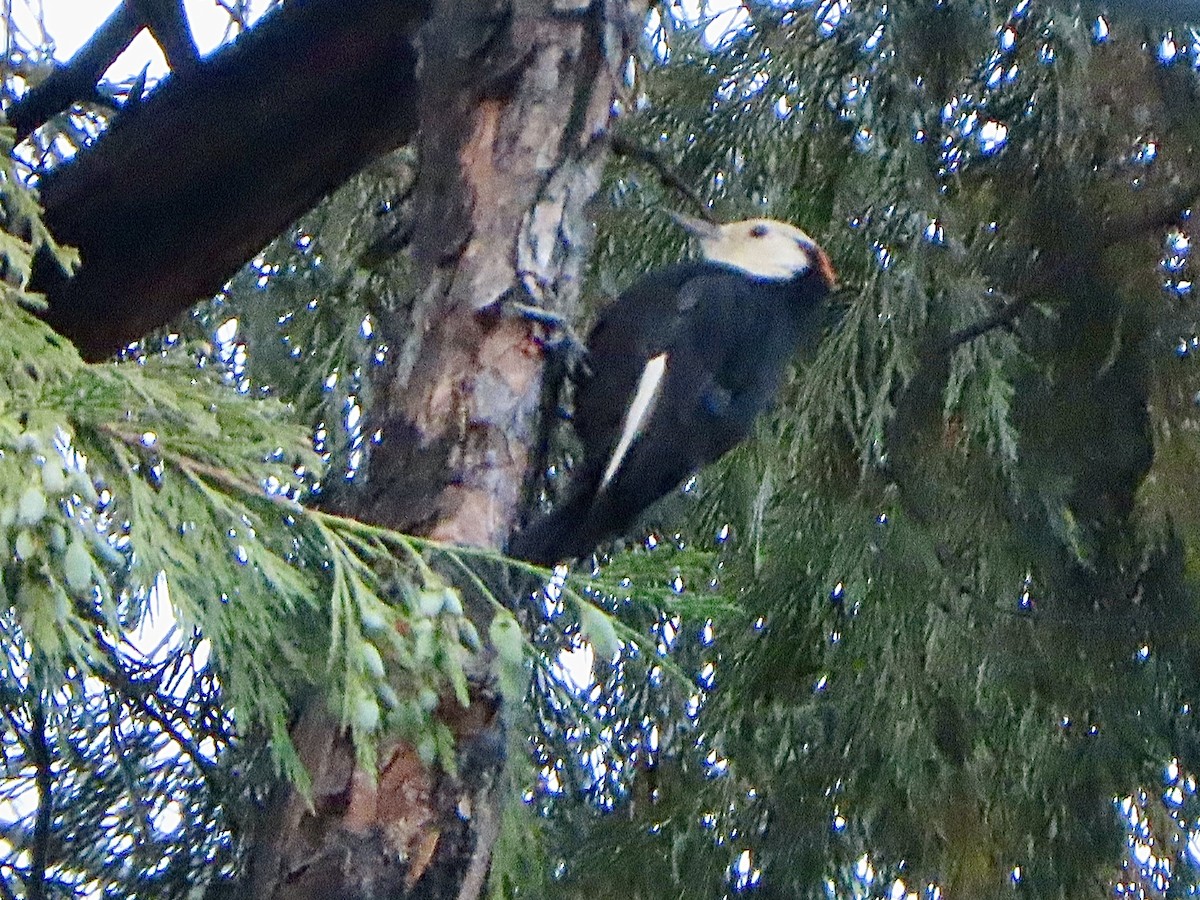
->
[[503, 298, 590, 375]]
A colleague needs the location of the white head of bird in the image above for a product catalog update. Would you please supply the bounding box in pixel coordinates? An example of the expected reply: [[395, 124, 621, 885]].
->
[[670, 213, 837, 286]]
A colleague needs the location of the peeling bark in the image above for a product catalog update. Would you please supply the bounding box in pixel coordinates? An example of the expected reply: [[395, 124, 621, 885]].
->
[[249, 701, 498, 899], [330, 0, 635, 545], [250, 1, 641, 897]]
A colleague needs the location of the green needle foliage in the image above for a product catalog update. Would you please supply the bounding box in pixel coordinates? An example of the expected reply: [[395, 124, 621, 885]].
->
[[548, 2, 1200, 898], [0, 127, 520, 897], [11, 0, 1200, 898]]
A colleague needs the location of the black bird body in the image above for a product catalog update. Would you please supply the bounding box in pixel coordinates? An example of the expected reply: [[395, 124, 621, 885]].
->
[[511, 217, 835, 565]]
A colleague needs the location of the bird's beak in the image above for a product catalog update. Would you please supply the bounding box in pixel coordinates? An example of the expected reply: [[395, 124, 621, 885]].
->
[[667, 210, 723, 241], [814, 246, 838, 289]]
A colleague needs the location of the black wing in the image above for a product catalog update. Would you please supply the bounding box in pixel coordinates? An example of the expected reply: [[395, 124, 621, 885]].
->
[[573, 262, 709, 457], [510, 262, 824, 564], [574, 266, 807, 531]]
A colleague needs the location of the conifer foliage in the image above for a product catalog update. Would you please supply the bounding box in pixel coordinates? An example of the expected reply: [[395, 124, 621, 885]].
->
[[555, 2, 1200, 897], [6, 1, 1200, 899], [0, 127, 497, 896]]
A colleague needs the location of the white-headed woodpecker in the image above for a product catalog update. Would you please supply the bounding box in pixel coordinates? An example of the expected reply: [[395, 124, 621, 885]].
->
[[510, 214, 837, 565]]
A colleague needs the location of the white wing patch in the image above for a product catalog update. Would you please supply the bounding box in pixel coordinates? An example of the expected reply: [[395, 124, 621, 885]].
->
[[600, 352, 669, 491]]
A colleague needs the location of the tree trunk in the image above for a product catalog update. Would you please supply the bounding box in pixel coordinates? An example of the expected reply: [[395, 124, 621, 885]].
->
[[247, 1, 639, 897]]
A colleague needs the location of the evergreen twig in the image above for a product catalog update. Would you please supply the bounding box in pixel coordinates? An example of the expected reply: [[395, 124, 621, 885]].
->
[[933, 295, 1030, 355], [611, 134, 718, 223], [95, 640, 223, 785]]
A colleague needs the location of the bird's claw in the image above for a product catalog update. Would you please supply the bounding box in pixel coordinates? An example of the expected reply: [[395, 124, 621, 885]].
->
[[506, 300, 591, 375]]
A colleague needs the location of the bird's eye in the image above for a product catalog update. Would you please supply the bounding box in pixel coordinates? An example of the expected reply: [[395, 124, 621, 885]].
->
[[749, 224, 769, 238]]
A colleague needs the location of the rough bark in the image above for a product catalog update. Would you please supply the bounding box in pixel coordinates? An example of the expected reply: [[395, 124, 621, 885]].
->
[[29, 0, 429, 360], [356, 0, 633, 546], [247, 1, 639, 898]]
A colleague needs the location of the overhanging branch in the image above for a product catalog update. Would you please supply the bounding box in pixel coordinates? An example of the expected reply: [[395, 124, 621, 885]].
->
[[27, 0, 430, 360], [7, 2, 143, 142]]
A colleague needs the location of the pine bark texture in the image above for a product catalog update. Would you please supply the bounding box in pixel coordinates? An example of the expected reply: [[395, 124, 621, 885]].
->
[[249, 2, 640, 897]]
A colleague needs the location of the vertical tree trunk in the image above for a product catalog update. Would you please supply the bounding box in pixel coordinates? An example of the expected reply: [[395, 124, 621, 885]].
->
[[248, 2, 640, 897]]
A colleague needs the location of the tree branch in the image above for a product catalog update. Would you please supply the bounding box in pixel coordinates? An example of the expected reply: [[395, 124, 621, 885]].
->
[[1081, 0, 1200, 22], [7, 1, 143, 142], [930, 249, 1086, 356], [31, 0, 429, 360], [933, 295, 1031, 356], [610, 134, 717, 223], [132, 0, 200, 74], [28, 698, 51, 900], [97, 641, 223, 786], [8, 0, 201, 142], [938, 172, 1200, 355], [1099, 178, 1200, 246]]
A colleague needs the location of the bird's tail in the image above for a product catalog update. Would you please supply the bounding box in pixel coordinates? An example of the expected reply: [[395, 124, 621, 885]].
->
[[507, 490, 596, 566]]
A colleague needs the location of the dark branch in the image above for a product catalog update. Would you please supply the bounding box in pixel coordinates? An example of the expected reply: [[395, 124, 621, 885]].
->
[[1099, 179, 1200, 246], [940, 175, 1200, 355], [133, 0, 200, 73], [50, 578, 227, 790], [28, 698, 51, 900], [7, 0, 201, 142], [30, 0, 429, 360], [7, 1, 143, 142], [106, 657, 223, 785], [610, 134, 718, 223], [67, 593, 228, 786], [933, 295, 1031, 356], [1083, 0, 1200, 22]]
